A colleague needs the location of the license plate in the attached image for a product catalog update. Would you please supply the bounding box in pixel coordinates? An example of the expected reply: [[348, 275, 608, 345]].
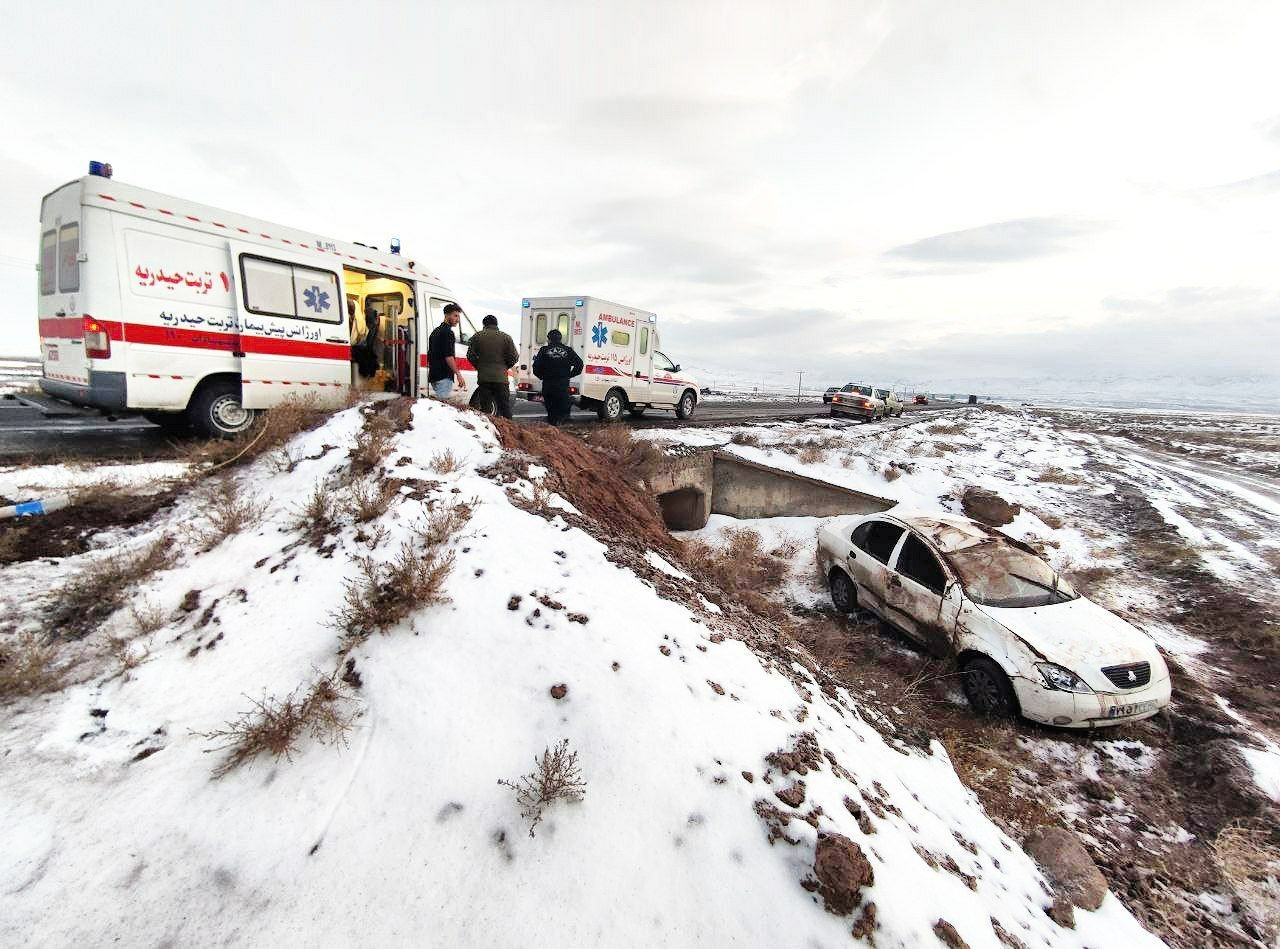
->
[[1107, 700, 1157, 718]]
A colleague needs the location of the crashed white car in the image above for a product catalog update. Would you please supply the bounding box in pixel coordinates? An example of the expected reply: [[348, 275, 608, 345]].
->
[[817, 511, 1171, 728]]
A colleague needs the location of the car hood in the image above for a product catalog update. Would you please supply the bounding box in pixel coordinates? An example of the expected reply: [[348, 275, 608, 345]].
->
[[978, 596, 1166, 690]]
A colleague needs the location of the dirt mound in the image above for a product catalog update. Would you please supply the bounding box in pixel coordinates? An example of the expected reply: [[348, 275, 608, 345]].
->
[[813, 832, 875, 915], [1023, 826, 1107, 911], [960, 487, 1021, 527], [491, 419, 676, 557]]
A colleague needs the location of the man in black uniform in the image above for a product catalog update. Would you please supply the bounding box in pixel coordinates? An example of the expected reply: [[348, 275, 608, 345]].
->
[[532, 328, 584, 425]]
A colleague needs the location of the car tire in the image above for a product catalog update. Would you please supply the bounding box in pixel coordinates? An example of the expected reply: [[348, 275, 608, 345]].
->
[[628, 406, 647, 418], [829, 570, 857, 613], [961, 656, 1019, 719], [597, 388, 626, 422], [189, 381, 257, 439], [675, 389, 697, 419]]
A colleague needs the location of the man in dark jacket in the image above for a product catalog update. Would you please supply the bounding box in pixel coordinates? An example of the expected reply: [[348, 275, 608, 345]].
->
[[532, 329, 583, 425], [427, 303, 467, 399], [465, 314, 519, 418]]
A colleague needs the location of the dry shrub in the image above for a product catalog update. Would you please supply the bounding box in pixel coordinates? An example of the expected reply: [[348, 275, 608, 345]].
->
[[798, 444, 825, 465], [293, 483, 338, 541], [106, 633, 152, 676], [927, 421, 968, 437], [0, 525, 26, 563], [1214, 821, 1280, 941], [45, 536, 176, 639], [179, 393, 334, 471], [587, 426, 667, 486], [882, 465, 902, 482], [683, 528, 791, 618], [349, 398, 414, 476], [129, 598, 167, 634], [198, 672, 356, 777], [185, 480, 267, 550], [431, 449, 460, 474], [334, 543, 455, 645], [414, 502, 474, 547], [730, 432, 762, 447], [348, 478, 397, 523], [0, 633, 62, 700], [1034, 509, 1066, 530], [498, 738, 587, 837]]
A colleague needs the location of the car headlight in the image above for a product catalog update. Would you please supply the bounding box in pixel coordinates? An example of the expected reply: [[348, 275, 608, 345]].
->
[[1037, 663, 1092, 693]]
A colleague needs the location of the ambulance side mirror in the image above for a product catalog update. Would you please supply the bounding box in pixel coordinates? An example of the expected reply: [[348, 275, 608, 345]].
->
[[671, 363, 681, 373]]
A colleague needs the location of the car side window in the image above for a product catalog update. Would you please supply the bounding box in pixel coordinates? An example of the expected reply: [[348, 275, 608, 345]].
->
[[896, 534, 947, 594], [852, 521, 905, 565]]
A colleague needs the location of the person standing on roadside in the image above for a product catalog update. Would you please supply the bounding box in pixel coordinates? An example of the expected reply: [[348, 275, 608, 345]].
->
[[465, 314, 518, 418], [427, 303, 468, 399], [532, 328, 583, 426]]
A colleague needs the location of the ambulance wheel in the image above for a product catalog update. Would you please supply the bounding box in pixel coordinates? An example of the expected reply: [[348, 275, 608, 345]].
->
[[675, 389, 697, 419], [627, 406, 647, 418], [597, 389, 627, 422], [190, 381, 257, 439], [143, 412, 190, 435]]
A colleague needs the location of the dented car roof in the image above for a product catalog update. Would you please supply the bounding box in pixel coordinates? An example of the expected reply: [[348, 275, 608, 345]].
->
[[892, 512, 1000, 552]]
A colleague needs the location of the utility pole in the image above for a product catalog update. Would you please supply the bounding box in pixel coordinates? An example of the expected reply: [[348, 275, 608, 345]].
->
[[796, 370, 804, 403]]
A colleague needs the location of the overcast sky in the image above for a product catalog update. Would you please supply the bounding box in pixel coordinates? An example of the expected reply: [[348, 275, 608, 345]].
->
[[2, 0, 1278, 394]]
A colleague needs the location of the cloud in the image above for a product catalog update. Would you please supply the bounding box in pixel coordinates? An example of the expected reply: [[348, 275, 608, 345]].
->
[[1210, 167, 1280, 194], [885, 216, 1101, 265]]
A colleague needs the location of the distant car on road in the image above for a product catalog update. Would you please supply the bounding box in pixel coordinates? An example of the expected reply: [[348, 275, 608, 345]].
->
[[830, 383, 885, 421], [823, 386, 839, 404], [914, 394, 928, 405], [876, 388, 904, 418], [817, 511, 1172, 728]]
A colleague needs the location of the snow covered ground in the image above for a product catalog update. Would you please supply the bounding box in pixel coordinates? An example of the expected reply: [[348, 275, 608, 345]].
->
[[0, 400, 1166, 947], [642, 406, 1280, 946]]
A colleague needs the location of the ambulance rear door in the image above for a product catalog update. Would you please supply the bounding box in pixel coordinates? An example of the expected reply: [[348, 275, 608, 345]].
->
[[227, 242, 350, 408]]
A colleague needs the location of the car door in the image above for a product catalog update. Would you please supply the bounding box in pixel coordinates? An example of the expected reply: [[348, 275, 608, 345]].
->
[[847, 519, 907, 615], [884, 532, 962, 657]]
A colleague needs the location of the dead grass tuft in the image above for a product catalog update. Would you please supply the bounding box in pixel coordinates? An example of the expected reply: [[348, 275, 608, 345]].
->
[[198, 672, 356, 777], [797, 444, 825, 465], [349, 398, 414, 476], [413, 502, 474, 547], [430, 449, 460, 474], [729, 432, 762, 448], [0, 633, 63, 700], [348, 478, 397, 523], [129, 598, 167, 634], [926, 421, 968, 437], [333, 543, 455, 645], [293, 484, 338, 541], [177, 393, 334, 471], [1035, 466, 1083, 485], [184, 480, 268, 550], [587, 426, 668, 487], [882, 465, 902, 482], [106, 633, 152, 677], [683, 528, 792, 618], [45, 536, 176, 639], [498, 738, 587, 837], [1213, 821, 1280, 941]]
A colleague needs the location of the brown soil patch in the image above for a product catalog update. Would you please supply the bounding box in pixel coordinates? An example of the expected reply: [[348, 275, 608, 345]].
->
[[0, 489, 179, 565]]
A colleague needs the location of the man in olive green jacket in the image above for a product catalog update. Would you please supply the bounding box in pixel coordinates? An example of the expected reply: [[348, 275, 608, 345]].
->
[[465, 315, 519, 418]]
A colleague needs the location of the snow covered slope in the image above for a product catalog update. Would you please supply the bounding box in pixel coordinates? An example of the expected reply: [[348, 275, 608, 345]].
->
[[0, 400, 1159, 946]]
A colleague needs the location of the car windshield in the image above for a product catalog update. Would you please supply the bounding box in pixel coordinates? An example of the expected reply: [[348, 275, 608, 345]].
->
[[947, 541, 1078, 609], [843, 384, 872, 396], [826, 386, 837, 392], [875, 389, 890, 399]]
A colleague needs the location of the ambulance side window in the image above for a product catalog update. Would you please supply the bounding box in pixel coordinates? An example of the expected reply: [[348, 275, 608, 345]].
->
[[58, 223, 80, 293], [611, 331, 630, 346], [639, 327, 649, 355], [40, 231, 56, 295], [556, 312, 570, 338], [534, 312, 548, 344], [240, 255, 341, 324]]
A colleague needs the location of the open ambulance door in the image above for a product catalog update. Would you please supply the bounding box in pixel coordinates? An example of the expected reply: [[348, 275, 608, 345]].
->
[[226, 241, 351, 409]]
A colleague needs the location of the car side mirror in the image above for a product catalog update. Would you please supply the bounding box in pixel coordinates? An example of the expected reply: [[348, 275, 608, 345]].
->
[[671, 364, 681, 373]]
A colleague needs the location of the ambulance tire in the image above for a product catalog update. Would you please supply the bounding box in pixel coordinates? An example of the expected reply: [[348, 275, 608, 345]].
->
[[189, 380, 258, 439], [675, 389, 697, 420], [597, 389, 627, 422]]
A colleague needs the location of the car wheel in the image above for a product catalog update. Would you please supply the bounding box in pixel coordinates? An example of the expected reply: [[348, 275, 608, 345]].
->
[[829, 570, 857, 613], [627, 406, 647, 418], [675, 389, 697, 419], [597, 388, 626, 422], [189, 381, 257, 439], [961, 656, 1018, 719]]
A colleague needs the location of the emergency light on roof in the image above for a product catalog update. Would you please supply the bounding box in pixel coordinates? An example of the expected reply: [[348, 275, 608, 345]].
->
[[575, 299, 584, 306], [522, 300, 530, 308], [88, 160, 113, 179], [390, 238, 401, 255]]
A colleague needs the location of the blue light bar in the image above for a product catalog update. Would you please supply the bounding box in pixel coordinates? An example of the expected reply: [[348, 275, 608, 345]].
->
[[522, 300, 531, 308], [575, 299, 584, 306], [390, 238, 401, 255], [88, 160, 113, 179]]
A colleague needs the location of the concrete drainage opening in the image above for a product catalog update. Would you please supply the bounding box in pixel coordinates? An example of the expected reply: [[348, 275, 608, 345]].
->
[[652, 451, 894, 530]]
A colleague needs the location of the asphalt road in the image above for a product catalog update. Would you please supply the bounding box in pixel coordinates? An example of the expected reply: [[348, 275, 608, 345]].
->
[[0, 391, 966, 461]]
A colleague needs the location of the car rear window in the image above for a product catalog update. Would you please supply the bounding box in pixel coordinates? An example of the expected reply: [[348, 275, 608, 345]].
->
[[853, 520, 905, 564], [58, 223, 80, 293], [40, 230, 56, 295], [948, 541, 1078, 608]]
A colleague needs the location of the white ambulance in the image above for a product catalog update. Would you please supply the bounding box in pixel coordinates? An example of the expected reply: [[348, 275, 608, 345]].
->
[[515, 296, 700, 421], [35, 163, 488, 437]]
